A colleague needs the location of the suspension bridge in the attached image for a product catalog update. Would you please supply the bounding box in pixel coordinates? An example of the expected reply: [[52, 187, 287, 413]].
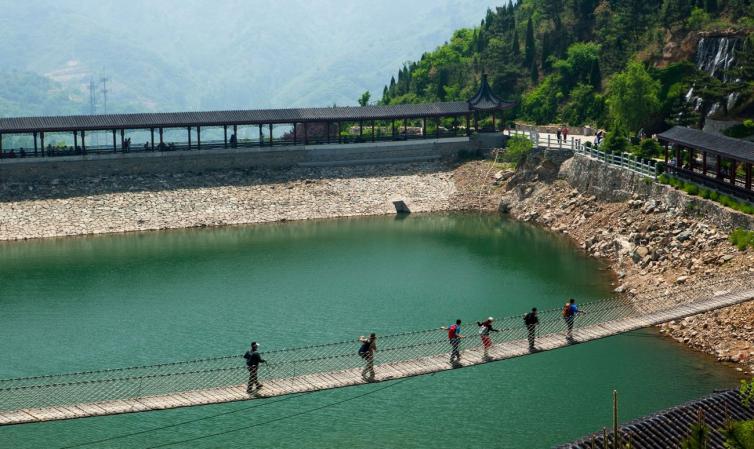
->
[[2, 271, 754, 426]]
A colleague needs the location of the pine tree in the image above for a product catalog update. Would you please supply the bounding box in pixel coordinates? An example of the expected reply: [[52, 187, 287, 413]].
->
[[525, 18, 535, 67], [511, 29, 521, 57], [589, 60, 602, 89], [530, 60, 539, 83], [541, 32, 551, 71]]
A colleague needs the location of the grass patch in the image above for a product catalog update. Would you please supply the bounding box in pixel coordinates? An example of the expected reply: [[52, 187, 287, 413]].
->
[[657, 174, 754, 215], [729, 228, 754, 251]]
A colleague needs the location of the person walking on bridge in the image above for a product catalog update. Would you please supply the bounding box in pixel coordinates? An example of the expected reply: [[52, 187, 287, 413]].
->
[[244, 341, 266, 393], [358, 333, 377, 382], [447, 319, 464, 365], [563, 299, 582, 342], [524, 308, 539, 351], [476, 317, 499, 360]]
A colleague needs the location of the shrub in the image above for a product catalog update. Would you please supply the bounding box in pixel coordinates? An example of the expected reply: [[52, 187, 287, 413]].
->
[[602, 128, 629, 154], [729, 228, 754, 251], [503, 135, 533, 164], [685, 184, 699, 196], [633, 138, 662, 159]]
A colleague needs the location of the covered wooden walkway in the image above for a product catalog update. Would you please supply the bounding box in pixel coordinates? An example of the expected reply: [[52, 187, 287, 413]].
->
[[2, 277, 753, 426]]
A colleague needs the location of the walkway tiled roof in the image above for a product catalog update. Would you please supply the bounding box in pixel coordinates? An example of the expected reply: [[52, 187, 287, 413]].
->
[[658, 126, 754, 164], [0, 102, 472, 134], [557, 390, 754, 449]]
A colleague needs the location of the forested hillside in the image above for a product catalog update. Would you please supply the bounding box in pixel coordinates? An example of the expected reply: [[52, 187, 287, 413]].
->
[[380, 0, 754, 138]]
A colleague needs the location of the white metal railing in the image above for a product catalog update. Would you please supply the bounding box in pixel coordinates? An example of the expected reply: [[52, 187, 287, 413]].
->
[[503, 129, 659, 179]]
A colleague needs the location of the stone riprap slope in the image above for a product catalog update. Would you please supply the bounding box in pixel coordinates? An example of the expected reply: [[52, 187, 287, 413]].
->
[[0, 163, 459, 241]]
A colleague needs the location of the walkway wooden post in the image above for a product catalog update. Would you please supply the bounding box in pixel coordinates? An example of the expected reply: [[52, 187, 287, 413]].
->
[[359, 120, 363, 139], [121, 129, 126, 149], [702, 151, 707, 175], [675, 145, 681, 170], [371, 120, 375, 142], [337, 122, 341, 144], [73, 131, 78, 152], [33, 132, 38, 156], [466, 114, 471, 136], [233, 125, 238, 147], [187, 127, 192, 150], [159, 128, 164, 145], [689, 148, 694, 172], [269, 123, 273, 146], [112, 130, 117, 152], [293, 123, 297, 145], [717, 155, 722, 179], [391, 119, 395, 138], [436, 117, 440, 138], [197, 126, 201, 149], [491, 111, 496, 130], [327, 122, 331, 144], [731, 159, 737, 186], [746, 163, 752, 191], [422, 118, 427, 138], [259, 124, 263, 147], [150, 128, 155, 150], [40, 132, 44, 156], [81, 130, 86, 154], [403, 118, 408, 140], [224, 125, 228, 148], [0, 133, 3, 158], [664, 144, 669, 166]]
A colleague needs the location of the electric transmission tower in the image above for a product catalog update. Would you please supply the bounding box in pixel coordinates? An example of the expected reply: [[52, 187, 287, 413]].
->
[[101, 77, 109, 115], [89, 79, 97, 115]]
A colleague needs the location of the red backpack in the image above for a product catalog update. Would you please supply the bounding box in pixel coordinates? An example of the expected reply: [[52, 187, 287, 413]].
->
[[447, 324, 458, 339], [562, 303, 574, 318]]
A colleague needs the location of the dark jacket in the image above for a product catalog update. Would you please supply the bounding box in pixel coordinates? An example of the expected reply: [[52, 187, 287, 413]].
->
[[524, 312, 539, 326], [244, 350, 265, 367]]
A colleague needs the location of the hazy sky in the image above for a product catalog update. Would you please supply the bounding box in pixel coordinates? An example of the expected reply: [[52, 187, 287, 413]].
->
[[0, 0, 498, 111]]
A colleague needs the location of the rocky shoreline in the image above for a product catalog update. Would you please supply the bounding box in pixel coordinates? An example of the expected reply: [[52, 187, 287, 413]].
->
[[470, 151, 754, 374], [0, 163, 461, 241]]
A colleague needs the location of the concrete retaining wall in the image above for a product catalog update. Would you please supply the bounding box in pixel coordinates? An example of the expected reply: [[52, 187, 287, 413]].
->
[[0, 137, 474, 182]]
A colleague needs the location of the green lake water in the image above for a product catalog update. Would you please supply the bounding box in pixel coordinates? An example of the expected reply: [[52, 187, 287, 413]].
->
[[0, 213, 740, 448]]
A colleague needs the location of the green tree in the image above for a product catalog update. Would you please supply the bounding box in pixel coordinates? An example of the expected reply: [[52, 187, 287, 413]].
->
[[358, 91, 371, 107], [606, 61, 661, 131], [524, 18, 536, 67], [503, 135, 533, 163], [602, 127, 629, 153], [511, 28, 521, 57]]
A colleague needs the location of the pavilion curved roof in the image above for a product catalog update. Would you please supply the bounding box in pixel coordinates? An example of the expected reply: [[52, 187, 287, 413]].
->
[[467, 74, 516, 111]]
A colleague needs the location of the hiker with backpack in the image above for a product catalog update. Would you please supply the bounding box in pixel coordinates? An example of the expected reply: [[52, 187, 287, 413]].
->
[[446, 319, 464, 365], [562, 299, 583, 342], [476, 317, 499, 360], [523, 308, 539, 351], [244, 341, 266, 393], [358, 333, 377, 382]]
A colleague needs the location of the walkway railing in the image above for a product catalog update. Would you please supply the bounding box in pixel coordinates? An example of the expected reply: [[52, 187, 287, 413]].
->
[[503, 129, 659, 179], [1, 269, 752, 418]]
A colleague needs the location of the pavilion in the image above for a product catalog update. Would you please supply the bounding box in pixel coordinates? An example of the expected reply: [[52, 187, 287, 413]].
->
[[0, 78, 515, 159], [658, 126, 754, 200]]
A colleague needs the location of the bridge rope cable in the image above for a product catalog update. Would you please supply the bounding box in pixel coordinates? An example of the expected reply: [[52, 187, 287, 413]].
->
[[57, 392, 313, 449], [1, 269, 752, 416], [144, 377, 416, 449]]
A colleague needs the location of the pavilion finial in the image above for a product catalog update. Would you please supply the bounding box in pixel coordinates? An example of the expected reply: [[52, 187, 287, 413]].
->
[[468, 73, 514, 111]]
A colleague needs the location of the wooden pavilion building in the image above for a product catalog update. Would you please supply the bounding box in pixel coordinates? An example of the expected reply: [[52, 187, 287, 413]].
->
[[658, 126, 754, 200]]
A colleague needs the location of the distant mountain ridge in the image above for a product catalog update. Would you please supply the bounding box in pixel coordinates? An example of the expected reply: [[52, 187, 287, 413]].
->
[[0, 0, 496, 117]]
